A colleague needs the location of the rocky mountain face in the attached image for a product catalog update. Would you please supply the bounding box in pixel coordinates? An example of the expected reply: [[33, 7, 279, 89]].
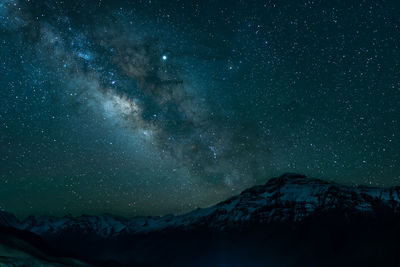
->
[[1, 173, 400, 266]]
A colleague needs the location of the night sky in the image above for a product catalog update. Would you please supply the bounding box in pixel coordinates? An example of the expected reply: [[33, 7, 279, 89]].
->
[[1, 0, 399, 218]]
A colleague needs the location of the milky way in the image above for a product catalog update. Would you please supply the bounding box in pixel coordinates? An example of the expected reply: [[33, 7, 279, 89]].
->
[[1, 0, 399, 217]]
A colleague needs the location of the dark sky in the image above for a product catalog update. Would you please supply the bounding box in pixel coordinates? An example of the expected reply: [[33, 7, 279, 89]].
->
[[1, 0, 399, 218]]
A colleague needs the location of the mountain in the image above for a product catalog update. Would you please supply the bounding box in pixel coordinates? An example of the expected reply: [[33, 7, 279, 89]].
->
[[1, 173, 400, 266], [0, 223, 90, 266], [5, 173, 400, 236]]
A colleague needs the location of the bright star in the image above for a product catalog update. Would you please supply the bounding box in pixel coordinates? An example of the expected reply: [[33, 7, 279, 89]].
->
[[162, 55, 167, 61]]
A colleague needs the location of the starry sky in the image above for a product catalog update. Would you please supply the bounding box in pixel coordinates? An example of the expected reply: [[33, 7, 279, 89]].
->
[[1, 0, 399, 218]]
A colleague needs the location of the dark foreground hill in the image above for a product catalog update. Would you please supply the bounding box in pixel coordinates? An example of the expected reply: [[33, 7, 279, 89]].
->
[[1, 173, 400, 266]]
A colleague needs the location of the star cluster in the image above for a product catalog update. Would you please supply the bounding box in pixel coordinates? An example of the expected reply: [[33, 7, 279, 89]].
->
[[1, 0, 399, 218]]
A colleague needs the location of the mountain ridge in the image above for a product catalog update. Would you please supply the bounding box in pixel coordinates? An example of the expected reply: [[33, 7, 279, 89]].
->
[[1, 173, 400, 237], [2, 173, 400, 266]]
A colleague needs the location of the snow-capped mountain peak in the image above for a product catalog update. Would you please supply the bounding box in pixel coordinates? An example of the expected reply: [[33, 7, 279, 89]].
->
[[2, 173, 400, 237]]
